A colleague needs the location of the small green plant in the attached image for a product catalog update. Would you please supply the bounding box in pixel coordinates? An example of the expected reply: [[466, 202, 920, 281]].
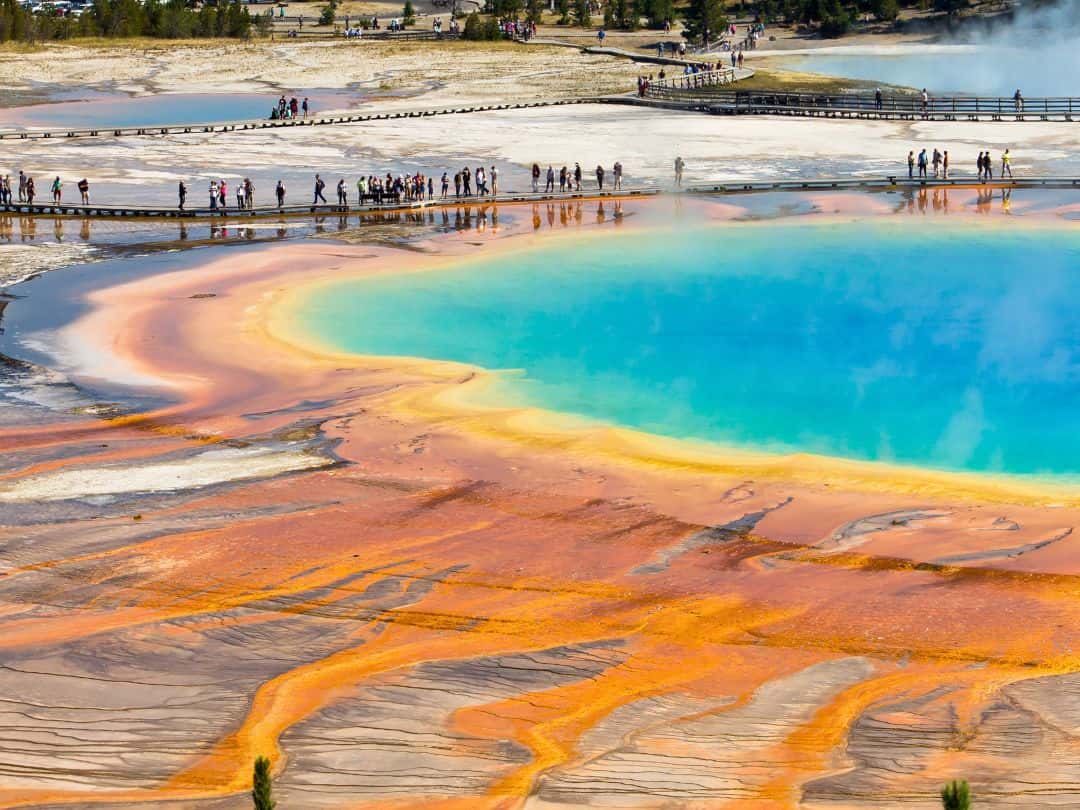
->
[[402, 0, 416, 25], [252, 756, 276, 810], [941, 779, 971, 810], [318, 0, 336, 25]]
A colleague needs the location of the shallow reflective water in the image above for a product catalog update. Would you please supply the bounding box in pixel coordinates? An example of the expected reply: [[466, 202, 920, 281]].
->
[[299, 218, 1080, 478], [0, 90, 363, 129], [772, 45, 1076, 97]]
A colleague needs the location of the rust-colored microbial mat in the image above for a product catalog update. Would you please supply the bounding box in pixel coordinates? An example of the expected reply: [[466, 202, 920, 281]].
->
[[3, 203, 1080, 809]]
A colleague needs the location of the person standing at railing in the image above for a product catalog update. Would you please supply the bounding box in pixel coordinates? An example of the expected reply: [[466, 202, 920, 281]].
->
[[875, 88, 883, 111], [921, 88, 929, 116], [1013, 89, 1023, 112]]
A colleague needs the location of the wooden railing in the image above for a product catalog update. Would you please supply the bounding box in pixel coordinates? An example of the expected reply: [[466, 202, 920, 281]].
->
[[642, 68, 740, 100], [646, 88, 1080, 120]]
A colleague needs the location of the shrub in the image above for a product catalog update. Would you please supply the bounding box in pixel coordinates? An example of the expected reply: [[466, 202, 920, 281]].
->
[[941, 780, 971, 810]]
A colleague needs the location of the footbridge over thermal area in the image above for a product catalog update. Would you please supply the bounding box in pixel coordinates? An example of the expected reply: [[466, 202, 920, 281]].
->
[[3, 79, 1074, 143], [3, 178, 1077, 222]]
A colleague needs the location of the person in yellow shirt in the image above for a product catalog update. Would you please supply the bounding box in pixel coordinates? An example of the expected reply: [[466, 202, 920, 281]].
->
[[1001, 149, 1013, 179]]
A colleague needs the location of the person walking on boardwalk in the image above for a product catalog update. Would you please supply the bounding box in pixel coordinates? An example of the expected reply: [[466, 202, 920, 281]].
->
[[983, 150, 993, 181], [209, 180, 218, 210], [428, 175, 434, 199], [178, 180, 187, 210], [218, 179, 228, 210], [574, 162, 582, 191], [1001, 149, 1013, 179], [917, 149, 928, 179], [236, 181, 246, 210], [276, 180, 286, 207], [907, 150, 915, 179], [674, 156, 685, 187], [76, 177, 89, 204], [441, 172, 449, 198], [290, 97, 299, 118], [337, 178, 347, 205], [313, 174, 327, 203], [17, 171, 26, 203], [357, 175, 367, 204], [613, 161, 623, 190], [454, 171, 462, 197], [559, 166, 567, 192], [463, 167, 473, 196], [545, 165, 555, 193], [302, 97, 310, 117], [875, 88, 883, 111], [532, 163, 541, 193], [490, 166, 498, 196], [25, 176, 34, 204], [942, 150, 949, 180], [244, 178, 254, 209], [595, 164, 604, 190], [920, 88, 929, 116], [931, 149, 941, 178], [51, 176, 62, 203]]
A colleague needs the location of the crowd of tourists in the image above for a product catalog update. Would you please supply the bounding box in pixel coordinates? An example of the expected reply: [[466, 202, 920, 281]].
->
[[0, 171, 91, 205], [905, 148, 1014, 181]]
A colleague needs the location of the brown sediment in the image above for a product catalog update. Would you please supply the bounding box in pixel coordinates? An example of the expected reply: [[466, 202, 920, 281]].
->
[[2, 201, 1080, 809]]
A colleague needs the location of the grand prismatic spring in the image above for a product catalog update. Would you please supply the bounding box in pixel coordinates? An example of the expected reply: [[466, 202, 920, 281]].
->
[[2, 8, 1080, 809]]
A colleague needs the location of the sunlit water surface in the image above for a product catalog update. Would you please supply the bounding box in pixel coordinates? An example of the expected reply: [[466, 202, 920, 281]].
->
[[771, 44, 1078, 97], [0, 91, 362, 129], [299, 220, 1080, 478]]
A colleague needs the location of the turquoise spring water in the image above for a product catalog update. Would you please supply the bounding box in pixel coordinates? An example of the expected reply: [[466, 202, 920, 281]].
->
[[298, 220, 1080, 478]]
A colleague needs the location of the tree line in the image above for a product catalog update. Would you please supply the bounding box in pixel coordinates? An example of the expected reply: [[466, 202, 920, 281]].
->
[[487, 0, 968, 39], [0, 0, 266, 42]]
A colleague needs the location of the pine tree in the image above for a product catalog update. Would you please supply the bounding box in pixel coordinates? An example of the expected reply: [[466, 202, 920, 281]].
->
[[403, 0, 415, 24], [681, 0, 725, 45], [941, 780, 971, 810], [571, 0, 590, 26], [556, 0, 570, 23], [252, 756, 276, 810]]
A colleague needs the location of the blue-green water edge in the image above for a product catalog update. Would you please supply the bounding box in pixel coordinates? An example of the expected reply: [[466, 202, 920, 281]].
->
[[299, 222, 1080, 478]]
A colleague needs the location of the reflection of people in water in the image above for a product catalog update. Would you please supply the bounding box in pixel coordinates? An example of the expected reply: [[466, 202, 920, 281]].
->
[[1001, 188, 1012, 213]]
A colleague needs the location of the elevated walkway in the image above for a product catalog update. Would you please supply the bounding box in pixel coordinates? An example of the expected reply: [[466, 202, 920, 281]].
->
[[0, 188, 657, 220]]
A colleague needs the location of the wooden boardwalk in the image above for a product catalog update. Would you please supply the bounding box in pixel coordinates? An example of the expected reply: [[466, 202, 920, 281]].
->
[[643, 88, 1080, 122], [688, 177, 1080, 194], [3, 178, 1076, 222], [0, 188, 658, 220], [0, 99, 591, 142]]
